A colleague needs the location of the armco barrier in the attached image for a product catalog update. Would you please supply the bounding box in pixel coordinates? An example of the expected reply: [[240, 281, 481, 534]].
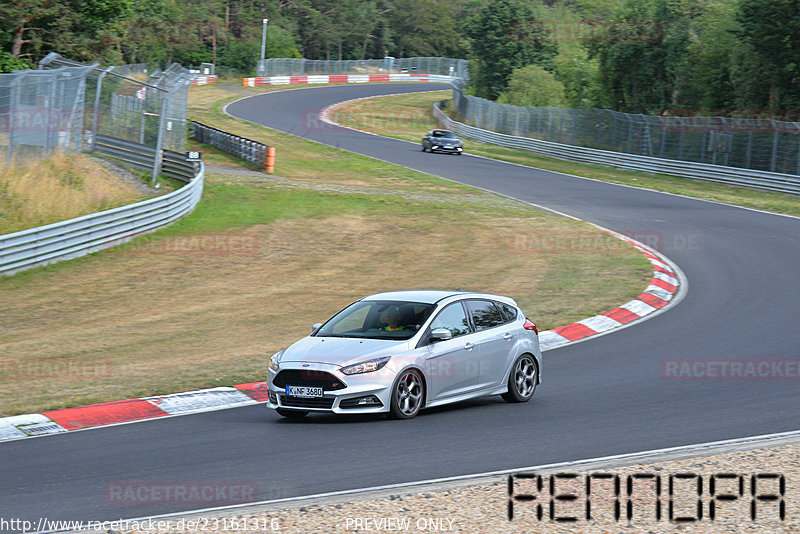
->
[[433, 103, 800, 195], [0, 163, 204, 276], [189, 121, 272, 171], [94, 134, 196, 183], [242, 73, 453, 87]]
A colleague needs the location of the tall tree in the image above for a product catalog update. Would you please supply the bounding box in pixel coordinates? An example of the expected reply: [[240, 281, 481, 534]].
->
[[464, 0, 556, 99], [736, 0, 800, 110], [386, 0, 466, 58], [586, 0, 689, 114], [1, 0, 71, 59]]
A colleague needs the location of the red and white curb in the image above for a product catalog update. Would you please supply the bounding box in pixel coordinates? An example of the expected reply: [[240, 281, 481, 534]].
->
[[0, 236, 681, 443], [539, 233, 682, 350], [242, 73, 452, 87], [0, 385, 267, 442]]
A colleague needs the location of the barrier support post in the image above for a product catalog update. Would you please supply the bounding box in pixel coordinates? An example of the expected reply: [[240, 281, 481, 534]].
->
[[265, 146, 276, 173]]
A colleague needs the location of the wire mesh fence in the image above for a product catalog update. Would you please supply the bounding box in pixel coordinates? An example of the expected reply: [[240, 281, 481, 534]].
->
[[0, 64, 96, 159], [0, 53, 195, 181], [39, 53, 196, 156], [452, 87, 800, 176], [257, 57, 469, 82]]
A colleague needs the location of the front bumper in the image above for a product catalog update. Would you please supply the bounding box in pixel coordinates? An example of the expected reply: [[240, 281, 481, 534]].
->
[[431, 145, 463, 153], [266, 362, 394, 414]]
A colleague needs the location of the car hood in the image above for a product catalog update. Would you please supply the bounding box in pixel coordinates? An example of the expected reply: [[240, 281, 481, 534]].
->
[[280, 336, 410, 366]]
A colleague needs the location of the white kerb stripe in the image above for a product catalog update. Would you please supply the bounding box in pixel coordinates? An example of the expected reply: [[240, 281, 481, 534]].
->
[[648, 257, 670, 270], [620, 299, 657, 317], [538, 330, 570, 349], [146, 387, 257, 415], [645, 286, 674, 300], [653, 271, 679, 286], [579, 314, 623, 333]]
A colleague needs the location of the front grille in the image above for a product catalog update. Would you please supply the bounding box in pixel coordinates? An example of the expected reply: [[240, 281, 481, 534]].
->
[[280, 395, 335, 409], [273, 370, 345, 391]]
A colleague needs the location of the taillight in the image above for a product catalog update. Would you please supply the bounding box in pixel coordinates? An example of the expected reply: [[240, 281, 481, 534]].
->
[[523, 318, 538, 334]]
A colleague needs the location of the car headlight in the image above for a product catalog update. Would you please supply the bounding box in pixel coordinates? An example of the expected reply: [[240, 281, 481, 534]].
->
[[269, 351, 283, 372], [340, 356, 391, 375]]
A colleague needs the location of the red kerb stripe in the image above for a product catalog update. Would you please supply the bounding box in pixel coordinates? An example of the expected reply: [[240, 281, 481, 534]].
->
[[44, 399, 168, 430]]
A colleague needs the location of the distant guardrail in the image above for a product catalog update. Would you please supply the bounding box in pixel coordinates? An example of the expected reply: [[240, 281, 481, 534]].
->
[[256, 57, 468, 80], [433, 102, 800, 196], [242, 73, 454, 87], [93, 134, 197, 183], [0, 163, 204, 276], [189, 121, 274, 172]]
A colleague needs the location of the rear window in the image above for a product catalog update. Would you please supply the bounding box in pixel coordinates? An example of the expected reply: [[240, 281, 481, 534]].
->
[[465, 300, 506, 331], [497, 302, 518, 322]]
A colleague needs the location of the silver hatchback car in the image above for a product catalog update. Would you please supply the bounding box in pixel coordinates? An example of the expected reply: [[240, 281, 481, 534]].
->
[[267, 290, 541, 419]]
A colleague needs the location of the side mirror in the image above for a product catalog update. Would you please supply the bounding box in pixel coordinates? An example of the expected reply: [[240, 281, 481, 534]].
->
[[430, 328, 453, 342], [311, 323, 322, 333]]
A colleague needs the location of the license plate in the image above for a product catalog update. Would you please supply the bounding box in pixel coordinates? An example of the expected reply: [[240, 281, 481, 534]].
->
[[285, 386, 323, 398]]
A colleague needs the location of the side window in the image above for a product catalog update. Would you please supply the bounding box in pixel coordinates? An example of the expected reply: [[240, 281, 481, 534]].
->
[[497, 302, 518, 323], [466, 300, 505, 331], [429, 302, 471, 337]]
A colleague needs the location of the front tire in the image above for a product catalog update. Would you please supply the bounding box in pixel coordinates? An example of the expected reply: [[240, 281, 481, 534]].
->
[[390, 369, 424, 419], [276, 408, 309, 418], [421, 144, 427, 152], [501, 355, 538, 403]]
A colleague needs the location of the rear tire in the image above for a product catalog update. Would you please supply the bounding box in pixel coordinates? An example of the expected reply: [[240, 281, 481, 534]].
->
[[276, 408, 309, 418], [390, 369, 424, 419], [421, 144, 427, 152], [501, 355, 538, 403]]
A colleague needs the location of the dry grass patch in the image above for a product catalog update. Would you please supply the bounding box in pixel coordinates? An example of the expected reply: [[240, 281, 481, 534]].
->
[[0, 152, 147, 234]]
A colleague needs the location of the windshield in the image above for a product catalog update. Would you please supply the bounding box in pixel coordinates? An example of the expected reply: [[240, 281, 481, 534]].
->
[[432, 130, 457, 139], [315, 300, 435, 340]]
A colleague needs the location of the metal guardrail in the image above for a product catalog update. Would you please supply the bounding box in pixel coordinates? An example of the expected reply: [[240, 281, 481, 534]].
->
[[94, 134, 196, 183], [0, 163, 204, 276], [189, 121, 274, 172], [434, 102, 800, 195]]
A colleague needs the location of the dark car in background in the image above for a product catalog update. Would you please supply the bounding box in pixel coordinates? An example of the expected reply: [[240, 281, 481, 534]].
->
[[421, 129, 464, 155]]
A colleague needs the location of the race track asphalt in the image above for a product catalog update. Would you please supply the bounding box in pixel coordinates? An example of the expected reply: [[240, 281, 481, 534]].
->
[[2, 83, 799, 529]]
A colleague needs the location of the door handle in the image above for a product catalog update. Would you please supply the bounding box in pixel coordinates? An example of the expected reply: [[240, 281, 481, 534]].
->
[[464, 342, 474, 350], [503, 333, 513, 340]]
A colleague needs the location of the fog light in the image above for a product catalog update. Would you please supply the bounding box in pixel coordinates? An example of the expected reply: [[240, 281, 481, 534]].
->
[[268, 390, 277, 403], [340, 395, 383, 409]]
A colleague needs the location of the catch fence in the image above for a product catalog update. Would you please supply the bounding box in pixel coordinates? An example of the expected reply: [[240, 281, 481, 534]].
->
[[0, 53, 196, 181], [451, 88, 800, 176]]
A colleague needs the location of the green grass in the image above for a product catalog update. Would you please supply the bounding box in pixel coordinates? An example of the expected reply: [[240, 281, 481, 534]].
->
[[331, 91, 800, 217]]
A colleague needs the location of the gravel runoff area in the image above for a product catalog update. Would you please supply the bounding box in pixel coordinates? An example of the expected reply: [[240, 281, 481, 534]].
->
[[85, 432, 799, 534]]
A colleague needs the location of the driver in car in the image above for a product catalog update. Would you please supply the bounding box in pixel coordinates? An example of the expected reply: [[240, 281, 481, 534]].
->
[[381, 307, 405, 331]]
